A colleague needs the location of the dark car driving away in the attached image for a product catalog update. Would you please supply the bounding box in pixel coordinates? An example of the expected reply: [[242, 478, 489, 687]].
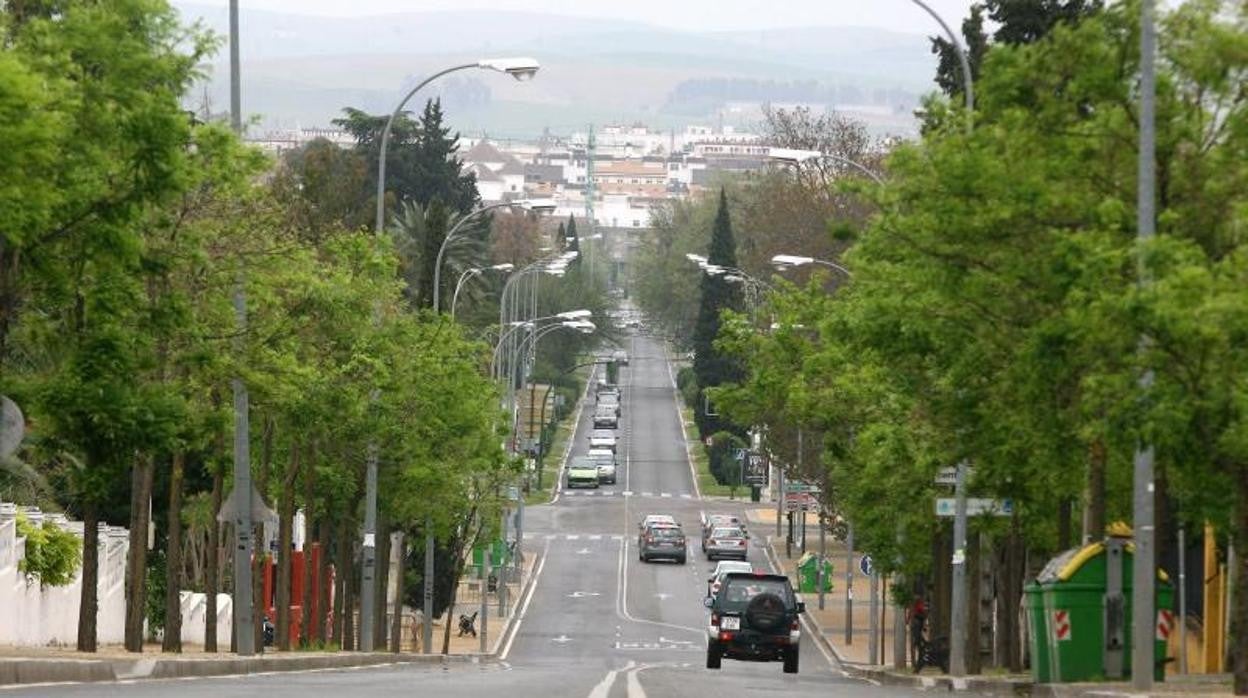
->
[[705, 572, 803, 674], [638, 523, 686, 563]]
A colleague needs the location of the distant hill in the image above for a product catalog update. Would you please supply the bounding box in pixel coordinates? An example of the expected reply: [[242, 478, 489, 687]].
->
[[174, 3, 938, 137]]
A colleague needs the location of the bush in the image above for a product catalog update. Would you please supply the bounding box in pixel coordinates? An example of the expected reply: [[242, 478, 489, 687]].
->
[[677, 368, 699, 407], [708, 431, 748, 486], [16, 513, 82, 587]]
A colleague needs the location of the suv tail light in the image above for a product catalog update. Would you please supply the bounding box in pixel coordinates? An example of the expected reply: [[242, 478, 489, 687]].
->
[[710, 613, 720, 627], [791, 618, 800, 632]]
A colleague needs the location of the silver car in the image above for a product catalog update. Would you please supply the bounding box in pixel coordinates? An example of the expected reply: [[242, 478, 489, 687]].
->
[[639, 524, 686, 564], [705, 526, 749, 561], [588, 429, 617, 452]]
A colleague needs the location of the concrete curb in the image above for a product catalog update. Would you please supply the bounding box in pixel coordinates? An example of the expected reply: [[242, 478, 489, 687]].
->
[[0, 651, 483, 687], [841, 663, 1037, 696]]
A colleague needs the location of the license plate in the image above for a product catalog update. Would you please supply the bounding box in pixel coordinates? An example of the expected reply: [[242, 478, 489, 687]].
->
[[721, 616, 740, 630]]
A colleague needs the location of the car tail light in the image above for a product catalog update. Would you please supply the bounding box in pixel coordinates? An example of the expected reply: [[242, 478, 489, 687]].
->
[[791, 618, 800, 631], [719, 631, 735, 641], [710, 613, 720, 627]]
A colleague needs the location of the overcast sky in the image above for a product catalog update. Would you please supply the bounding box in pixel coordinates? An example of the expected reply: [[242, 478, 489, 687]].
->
[[193, 0, 983, 34]]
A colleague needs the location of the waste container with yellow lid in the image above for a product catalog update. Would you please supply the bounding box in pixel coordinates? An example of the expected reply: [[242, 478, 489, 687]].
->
[[1027, 528, 1172, 683]]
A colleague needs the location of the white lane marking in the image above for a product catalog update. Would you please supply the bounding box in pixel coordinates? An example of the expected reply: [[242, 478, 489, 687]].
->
[[545, 534, 557, 540], [586, 661, 633, 698], [680, 494, 693, 500], [760, 535, 841, 671], [566, 534, 581, 540], [615, 537, 703, 635], [641, 492, 654, 497], [663, 344, 702, 501], [625, 664, 649, 698], [659, 493, 671, 498], [499, 538, 551, 661], [588, 534, 603, 541], [611, 535, 624, 541]]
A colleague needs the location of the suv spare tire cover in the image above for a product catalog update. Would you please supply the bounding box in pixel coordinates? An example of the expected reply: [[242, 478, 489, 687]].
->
[[744, 592, 788, 632]]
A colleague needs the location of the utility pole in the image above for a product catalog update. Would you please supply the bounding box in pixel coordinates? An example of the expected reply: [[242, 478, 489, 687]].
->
[[360, 442, 378, 651], [1131, 0, 1157, 691], [846, 523, 854, 644], [949, 461, 969, 676], [423, 516, 434, 653], [227, 0, 254, 658], [584, 124, 596, 283]]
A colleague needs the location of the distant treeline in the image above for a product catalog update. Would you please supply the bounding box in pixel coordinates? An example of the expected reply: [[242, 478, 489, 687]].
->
[[662, 78, 919, 115]]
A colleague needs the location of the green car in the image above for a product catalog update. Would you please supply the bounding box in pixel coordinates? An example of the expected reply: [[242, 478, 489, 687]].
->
[[567, 462, 600, 489]]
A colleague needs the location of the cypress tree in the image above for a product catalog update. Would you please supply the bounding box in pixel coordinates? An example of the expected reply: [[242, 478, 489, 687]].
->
[[692, 189, 745, 458], [566, 214, 580, 253]]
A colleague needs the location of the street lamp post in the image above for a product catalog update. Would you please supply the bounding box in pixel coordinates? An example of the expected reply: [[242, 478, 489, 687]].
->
[[451, 264, 514, 320], [432, 199, 556, 314], [771, 254, 852, 279], [369, 56, 540, 655]]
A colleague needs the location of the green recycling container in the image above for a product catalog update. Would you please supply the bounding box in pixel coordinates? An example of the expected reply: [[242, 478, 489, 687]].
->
[[471, 539, 509, 577], [796, 552, 833, 593], [1024, 583, 1051, 683], [1029, 536, 1173, 683]]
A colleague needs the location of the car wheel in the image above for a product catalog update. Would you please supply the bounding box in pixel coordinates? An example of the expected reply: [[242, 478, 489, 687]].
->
[[744, 593, 788, 633], [706, 642, 722, 670], [783, 647, 799, 674], [678, 555, 687, 565]]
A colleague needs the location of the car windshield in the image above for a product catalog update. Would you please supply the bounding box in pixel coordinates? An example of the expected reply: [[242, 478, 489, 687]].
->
[[719, 578, 790, 608]]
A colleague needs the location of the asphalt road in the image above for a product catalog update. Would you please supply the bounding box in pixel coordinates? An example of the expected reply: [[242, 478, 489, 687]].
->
[[8, 332, 928, 698]]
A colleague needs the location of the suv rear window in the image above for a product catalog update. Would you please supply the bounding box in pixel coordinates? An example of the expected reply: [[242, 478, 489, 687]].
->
[[649, 527, 683, 539], [719, 577, 791, 609]]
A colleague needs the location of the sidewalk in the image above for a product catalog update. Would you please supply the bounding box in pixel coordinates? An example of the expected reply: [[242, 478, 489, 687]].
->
[[0, 550, 541, 687], [749, 507, 1235, 697]]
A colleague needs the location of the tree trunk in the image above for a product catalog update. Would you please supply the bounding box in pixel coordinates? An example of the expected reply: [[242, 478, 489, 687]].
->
[[1006, 522, 1024, 672], [332, 522, 346, 648], [966, 531, 981, 674], [1086, 438, 1107, 542], [317, 520, 331, 645], [1057, 499, 1073, 551], [390, 532, 405, 653], [276, 442, 300, 651], [1231, 465, 1248, 695], [254, 416, 274, 652], [125, 454, 154, 652], [205, 461, 223, 652], [162, 452, 186, 652], [299, 455, 316, 648], [440, 557, 461, 655], [343, 541, 356, 651], [374, 516, 390, 651], [77, 499, 100, 653], [933, 522, 952, 639]]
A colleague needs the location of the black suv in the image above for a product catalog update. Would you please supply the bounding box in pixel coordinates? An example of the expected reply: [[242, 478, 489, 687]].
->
[[704, 572, 803, 674]]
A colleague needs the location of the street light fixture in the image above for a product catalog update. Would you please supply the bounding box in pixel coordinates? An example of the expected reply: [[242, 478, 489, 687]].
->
[[450, 263, 515, 319], [766, 147, 886, 186], [771, 254, 852, 278], [433, 199, 557, 313], [369, 56, 539, 656]]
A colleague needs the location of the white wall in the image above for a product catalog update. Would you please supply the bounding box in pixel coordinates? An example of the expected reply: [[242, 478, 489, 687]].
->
[[0, 503, 128, 647]]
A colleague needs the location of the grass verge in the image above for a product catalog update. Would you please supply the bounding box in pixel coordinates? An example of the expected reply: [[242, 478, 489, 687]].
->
[[524, 365, 594, 506], [678, 405, 747, 499]]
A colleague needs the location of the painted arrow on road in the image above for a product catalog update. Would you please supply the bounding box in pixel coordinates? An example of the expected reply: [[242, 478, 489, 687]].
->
[[551, 634, 574, 644]]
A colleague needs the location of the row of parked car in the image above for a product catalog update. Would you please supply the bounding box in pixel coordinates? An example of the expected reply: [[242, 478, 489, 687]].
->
[[566, 382, 622, 489]]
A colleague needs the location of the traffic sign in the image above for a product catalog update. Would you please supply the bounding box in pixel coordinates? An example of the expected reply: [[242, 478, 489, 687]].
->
[[934, 466, 975, 486], [859, 555, 873, 576], [784, 492, 817, 512], [743, 452, 769, 486], [785, 480, 819, 494], [935, 498, 1014, 517]]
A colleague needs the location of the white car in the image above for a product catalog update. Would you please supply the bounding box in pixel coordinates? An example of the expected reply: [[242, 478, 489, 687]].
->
[[706, 560, 754, 599], [588, 448, 617, 484], [588, 429, 617, 452]]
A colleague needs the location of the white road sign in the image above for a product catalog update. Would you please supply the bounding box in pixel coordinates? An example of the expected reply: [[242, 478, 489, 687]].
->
[[935, 498, 1014, 517]]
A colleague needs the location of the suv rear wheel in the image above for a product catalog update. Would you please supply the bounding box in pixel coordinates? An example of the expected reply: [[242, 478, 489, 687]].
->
[[706, 642, 722, 669], [782, 647, 799, 674]]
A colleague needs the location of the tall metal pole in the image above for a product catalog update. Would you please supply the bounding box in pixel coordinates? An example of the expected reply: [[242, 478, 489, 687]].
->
[[479, 547, 490, 653], [422, 516, 434, 653], [846, 523, 855, 644], [227, 0, 255, 658], [949, 461, 969, 676], [1178, 525, 1187, 674], [230, 284, 254, 657], [817, 513, 827, 611], [869, 568, 880, 664], [359, 442, 378, 651], [1131, 0, 1157, 690]]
